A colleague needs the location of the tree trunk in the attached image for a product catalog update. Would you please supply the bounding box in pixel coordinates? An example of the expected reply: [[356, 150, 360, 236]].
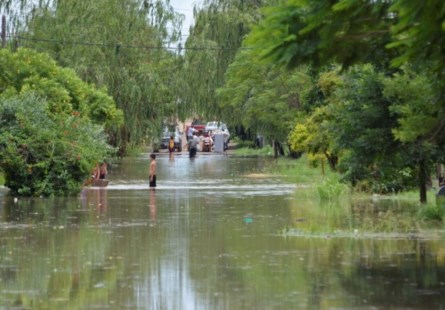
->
[[325, 152, 338, 171], [273, 140, 278, 159], [419, 159, 427, 204], [1, 15, 6, 48]]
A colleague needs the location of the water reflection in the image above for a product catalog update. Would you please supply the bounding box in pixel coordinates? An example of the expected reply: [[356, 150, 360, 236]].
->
[[149, 188, 156, 226], [81, 188, 108, 215], [0, 155, 445, 309]]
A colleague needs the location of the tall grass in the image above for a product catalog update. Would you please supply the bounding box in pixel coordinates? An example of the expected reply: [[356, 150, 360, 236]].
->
[[315, 176, 350, 201], [233, 146, 445, 224], [264, 154, 339, 185]]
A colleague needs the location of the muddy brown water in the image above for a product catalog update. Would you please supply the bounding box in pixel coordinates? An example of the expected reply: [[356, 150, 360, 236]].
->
[[1, 153, 445, 309]]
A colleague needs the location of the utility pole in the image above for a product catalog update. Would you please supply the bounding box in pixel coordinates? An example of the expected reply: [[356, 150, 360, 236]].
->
[[1, 15, 5, 48]]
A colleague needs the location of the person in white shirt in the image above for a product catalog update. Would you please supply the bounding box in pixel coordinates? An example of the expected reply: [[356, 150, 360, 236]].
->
[[187, 126, 197, 142]]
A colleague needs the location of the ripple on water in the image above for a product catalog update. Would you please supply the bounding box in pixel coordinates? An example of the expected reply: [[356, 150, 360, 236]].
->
[[104, 179, 299, 197]]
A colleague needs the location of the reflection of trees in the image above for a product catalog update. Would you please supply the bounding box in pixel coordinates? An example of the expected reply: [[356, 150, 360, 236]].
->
[[0, 193, 169, 309], [336, 239, 445, 308], [183, 193, 445, 308], [3, 182, 445, 308], [185, 195, 316, 308], [0, 225, 122, 308]]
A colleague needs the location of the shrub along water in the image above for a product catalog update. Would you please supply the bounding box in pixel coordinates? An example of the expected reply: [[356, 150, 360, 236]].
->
[[0, 49, 122, 197], [0, 95, 114, 196], [248, 152, 445, 228]]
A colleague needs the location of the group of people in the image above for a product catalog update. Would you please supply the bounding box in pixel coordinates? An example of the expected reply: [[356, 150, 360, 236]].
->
[[92, 162, 108, 180], [187, 126, 216, 157]]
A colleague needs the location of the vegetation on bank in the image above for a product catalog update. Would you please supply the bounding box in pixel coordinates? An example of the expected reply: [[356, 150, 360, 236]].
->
[[216, 1, 445, 204], [0, 49, 121, 196], [235, 148, 444, 223]]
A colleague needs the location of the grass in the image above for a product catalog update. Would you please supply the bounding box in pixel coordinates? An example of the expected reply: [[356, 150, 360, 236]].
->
[[233, 144, 275, 156], [263, 154, 340, 185], [232, 147, 445, 224]]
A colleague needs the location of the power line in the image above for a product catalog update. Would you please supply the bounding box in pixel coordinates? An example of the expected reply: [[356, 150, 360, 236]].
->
[[6, 34, 252, 51]]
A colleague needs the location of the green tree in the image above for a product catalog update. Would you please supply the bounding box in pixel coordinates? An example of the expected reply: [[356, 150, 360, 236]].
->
[[1, 0, 183, 152], [246, 0, 445, 84], [0, 94, 113, 196], [0, 48, 123, 128], [0, 49, 119, 196], [329, 65, 418, 193], [217, 49, 311, 157], [288, 68, 342, 169], [246, 0, 394, 69], [181, 0, 269, 119], [383, 68, 445, 202], [245, 0, 445, 202]]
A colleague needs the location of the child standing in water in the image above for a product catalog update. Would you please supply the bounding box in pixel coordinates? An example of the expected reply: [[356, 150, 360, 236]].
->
[[168, 135, 175, 158], [149, 153, 157, 188]]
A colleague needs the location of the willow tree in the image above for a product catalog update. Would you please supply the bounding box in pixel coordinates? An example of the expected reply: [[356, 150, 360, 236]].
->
[[180, 0, 277, 120], [217, 47, 312, 157], [1, 0, 184, 153]]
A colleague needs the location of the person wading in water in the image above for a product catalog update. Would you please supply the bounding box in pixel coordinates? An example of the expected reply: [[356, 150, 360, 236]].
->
[[149, 153, 157, 188]]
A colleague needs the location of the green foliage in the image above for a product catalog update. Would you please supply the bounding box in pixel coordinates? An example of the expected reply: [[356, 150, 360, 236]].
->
[[288, 106, 337, 168], [323, 65, 417, 193], [246, 0, 394, 69], [234, 145, 274, 156], [417, 204, 444, 222], [384, 68, 439, 142], [315, 176, 349, 201], [0, 48, 120, 196], [3, 0, 180, 152], [388, 0, 445, 73], [217, 48, 312, 150], [0, 94, 113, 196], [0, 48, 123, 128], [182, 0, 264, 119]]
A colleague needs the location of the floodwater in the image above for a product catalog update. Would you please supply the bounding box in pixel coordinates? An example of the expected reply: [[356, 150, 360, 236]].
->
[[1, 153, 445, 309]]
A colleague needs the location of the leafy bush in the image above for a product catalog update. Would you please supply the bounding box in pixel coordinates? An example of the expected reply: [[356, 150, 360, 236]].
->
[[0, 48, 123, 128], [0, 94, 113, 196]]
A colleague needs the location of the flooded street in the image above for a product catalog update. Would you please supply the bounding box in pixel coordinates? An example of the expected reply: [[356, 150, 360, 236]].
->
[[1, 153, 445, 309]]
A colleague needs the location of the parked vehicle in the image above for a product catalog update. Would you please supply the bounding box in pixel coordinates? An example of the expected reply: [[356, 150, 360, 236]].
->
[[205, 121, 219, 132], [160, 129, 171, 149], [160, 125, 182, 152], [205, 121, 228, 132]]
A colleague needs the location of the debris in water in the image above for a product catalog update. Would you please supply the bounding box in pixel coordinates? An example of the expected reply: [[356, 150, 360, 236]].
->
[[243, 215, 253, 223]]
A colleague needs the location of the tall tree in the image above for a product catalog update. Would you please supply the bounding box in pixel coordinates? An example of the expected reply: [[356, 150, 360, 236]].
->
[[181, 0, 269, 119], [1, 0, 184, 153], [245, 0, 445, 202], [217, 48, 311, 157]]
